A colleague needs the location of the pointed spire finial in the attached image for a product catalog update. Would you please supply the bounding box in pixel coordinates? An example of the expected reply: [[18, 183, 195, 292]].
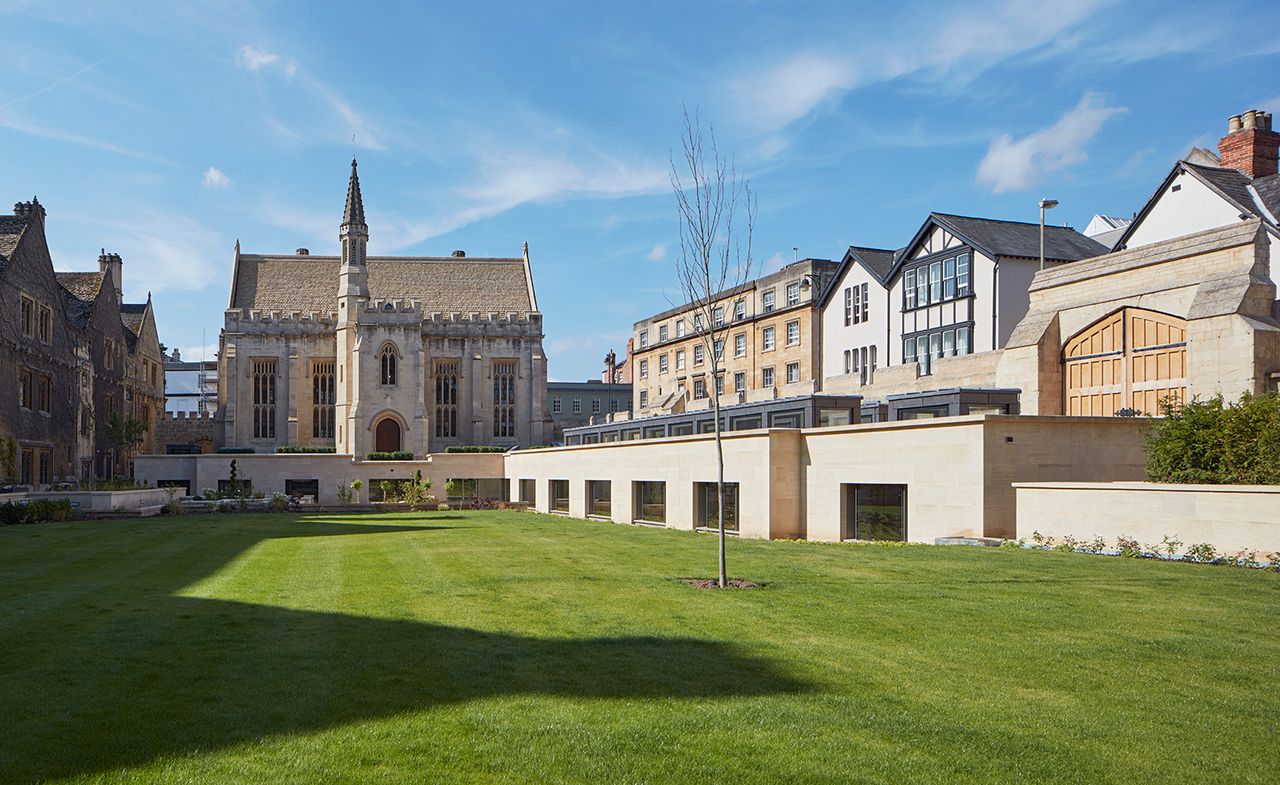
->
[[343, 158, 366, 228]]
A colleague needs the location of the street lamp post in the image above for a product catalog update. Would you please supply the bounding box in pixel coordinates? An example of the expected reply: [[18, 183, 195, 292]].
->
[[1039, 198, 1059, 271]]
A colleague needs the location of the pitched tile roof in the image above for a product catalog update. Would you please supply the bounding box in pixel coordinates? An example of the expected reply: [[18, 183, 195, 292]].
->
[[121, 303, 148, 336], [1251, 173, 1280, 220], [0, 214, 30, 270], [56, 272, 106, 328], [231, 254, 536, 315], [931, 213, 1108, 261], [1183, 161, 1258, 215], [846, 246, 897, 282]]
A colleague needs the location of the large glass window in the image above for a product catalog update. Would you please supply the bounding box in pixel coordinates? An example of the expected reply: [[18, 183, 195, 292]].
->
[[634, 481, 666, 523], [252, 358, 277, 439], [311, 360, 335, 439], [550, 480, 570, 513], [434, 360, 459, 438], [696, 482, 739, 532], [519, 479, 536, 504], [380, 344, 398, 386], [588, 480, 611, 518], [843, 484, 907, 541], [492, 360, 517, 438]]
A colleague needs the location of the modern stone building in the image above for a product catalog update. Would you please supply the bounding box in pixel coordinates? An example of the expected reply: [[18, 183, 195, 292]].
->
[[217, 161, 551, 455], [0, 198, 164, 486], [630, 258, 838, 415]]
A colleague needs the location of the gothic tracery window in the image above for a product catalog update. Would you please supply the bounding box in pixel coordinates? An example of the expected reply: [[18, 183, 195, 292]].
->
[[492, 360, 516, 438], [252, 359, 277, 439], [434, 360, 458, 438], [312, 360, 335, 439], [380, 343, 398, 386]]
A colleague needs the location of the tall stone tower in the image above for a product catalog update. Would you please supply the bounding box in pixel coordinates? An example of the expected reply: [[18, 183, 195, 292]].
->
[[335, 159, 368, 454]]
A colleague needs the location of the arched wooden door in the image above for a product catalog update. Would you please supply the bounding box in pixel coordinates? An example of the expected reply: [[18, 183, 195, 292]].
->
[[1063, 307, 1187, 416], [374, 418, 402, 452]]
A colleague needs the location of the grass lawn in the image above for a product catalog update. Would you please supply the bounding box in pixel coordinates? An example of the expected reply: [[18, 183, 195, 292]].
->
[[1, 511, 1277, 784]]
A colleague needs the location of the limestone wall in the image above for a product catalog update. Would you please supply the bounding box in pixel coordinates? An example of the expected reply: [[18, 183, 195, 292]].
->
[[1015, 482, 1280, 555]]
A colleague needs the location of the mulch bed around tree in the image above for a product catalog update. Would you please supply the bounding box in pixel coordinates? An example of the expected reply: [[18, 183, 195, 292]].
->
[[681, 578, 761, 589]]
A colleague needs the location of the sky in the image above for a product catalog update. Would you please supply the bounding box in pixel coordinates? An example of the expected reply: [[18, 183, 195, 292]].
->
[[3, 0, 1278, 381]]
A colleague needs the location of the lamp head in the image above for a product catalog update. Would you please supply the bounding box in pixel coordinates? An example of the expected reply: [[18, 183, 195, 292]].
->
[[1040, 198, 1059, 210]]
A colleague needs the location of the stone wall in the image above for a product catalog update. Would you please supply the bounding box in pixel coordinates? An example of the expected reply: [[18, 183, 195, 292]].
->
[[1015, 481, 1280, 555], [154, 411, 215, 454]]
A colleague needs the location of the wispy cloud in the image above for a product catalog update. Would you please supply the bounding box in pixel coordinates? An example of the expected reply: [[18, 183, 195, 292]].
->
[[976, 92, 1125, 193], [61, 210, 225, 297], [646, 243, 666, 261], [0, 109, 171, 164], [0, 56, 111, 109], [734, 53, 857, 133], [202, 166, 232, 189], [235, 44, 383, 150], [1261, 95, 1280, 115]]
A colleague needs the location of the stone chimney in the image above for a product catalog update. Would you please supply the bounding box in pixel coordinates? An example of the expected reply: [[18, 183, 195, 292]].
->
[[296, 247, 310, 255], [1219, 109, 1279, 179], [171, 347, 182, 362], [13, 196, 46, 221], [452, 250, 466, 257], [98, 249, 123, 304]]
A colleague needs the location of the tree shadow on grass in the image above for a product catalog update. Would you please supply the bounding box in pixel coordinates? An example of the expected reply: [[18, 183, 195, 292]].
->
[[0, 518, 808, 783]]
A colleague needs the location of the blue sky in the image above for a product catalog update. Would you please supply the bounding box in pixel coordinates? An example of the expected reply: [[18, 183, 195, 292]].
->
[[3, 1, 1278, 380]]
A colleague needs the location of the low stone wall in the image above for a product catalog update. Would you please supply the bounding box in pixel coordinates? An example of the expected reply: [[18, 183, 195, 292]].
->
[[133, 452, 506, 505], [23, 488, 173, 512], [1014, 482, 1280, 554]]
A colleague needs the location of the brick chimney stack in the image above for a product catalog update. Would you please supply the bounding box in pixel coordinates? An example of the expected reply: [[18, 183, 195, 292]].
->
[[1218, 109, 1279, 179]]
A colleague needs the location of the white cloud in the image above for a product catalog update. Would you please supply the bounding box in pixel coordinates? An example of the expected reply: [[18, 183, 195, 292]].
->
[[202, 166, 231, 189], [0, 108, 171, 164], [976, 93, 1125, 193], [62, 210, 225, 297], [736, 53, 857, 132], [646, 243, 666, 261], [762, 252, 787, 273], [235, 45, 296, 77]]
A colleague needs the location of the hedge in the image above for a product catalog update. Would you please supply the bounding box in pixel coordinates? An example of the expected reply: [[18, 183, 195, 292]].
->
[[274, 446, 337, 454], [365, 451, 415, 461], [1145, 392, 1280, 484], [0, 499, 75, 526], [443, 446, 507, 453]]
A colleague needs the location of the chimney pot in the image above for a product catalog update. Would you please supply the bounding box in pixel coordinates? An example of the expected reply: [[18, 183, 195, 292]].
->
[[1228, 114, 1243, 133], [1218, 108, 1280, 179], [1243, 110, 1258, 130], [296, 247, 310, 255], [452, 250, 465, 257]]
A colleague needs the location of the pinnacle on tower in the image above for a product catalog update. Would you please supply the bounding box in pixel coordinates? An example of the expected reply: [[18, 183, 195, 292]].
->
[[343, 157, 366, 228]]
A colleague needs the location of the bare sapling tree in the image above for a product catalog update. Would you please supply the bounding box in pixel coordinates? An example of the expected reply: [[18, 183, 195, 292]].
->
[[669, 108, 756, 588]]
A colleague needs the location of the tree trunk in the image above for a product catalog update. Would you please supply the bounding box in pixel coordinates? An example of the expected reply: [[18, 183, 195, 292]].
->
[[713, 381, 726, 588]]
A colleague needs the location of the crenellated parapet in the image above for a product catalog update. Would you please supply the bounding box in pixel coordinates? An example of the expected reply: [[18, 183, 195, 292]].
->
[[224, 308, 338, 336]]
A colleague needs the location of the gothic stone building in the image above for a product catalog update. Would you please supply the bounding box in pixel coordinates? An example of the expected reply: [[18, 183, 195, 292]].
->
[[218, 161, 550, 455], [0, 198, 164, 487]]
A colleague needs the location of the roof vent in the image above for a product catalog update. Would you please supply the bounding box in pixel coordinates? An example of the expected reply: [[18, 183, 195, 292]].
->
[[452, 250, 466, 258], [296, 248, 310, 255]]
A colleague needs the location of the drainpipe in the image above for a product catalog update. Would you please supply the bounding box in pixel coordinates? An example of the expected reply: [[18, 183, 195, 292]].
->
[[991, 258, 999, 351]]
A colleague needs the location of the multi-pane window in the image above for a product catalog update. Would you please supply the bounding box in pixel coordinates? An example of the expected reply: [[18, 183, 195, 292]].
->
[[639, 390, 649, 408], [659, 354, 668, 374], [675, 350, 685, 370], [903, 325, 972, 375], [591, 398, 601, 414], [734, 334, 746, 357], [312, 360, 335, 438], [844, 288, 853, 326], [572, 398, 582, 414], [639, 359, 648, 379], [734, 300, 746, 321], [903, 253, 971, 310], [713, 307, 725, 327], [380, 344, 398, 386], [38, 306, 51, 343], [762, 366, 775, 387], [693, 345, 705, 365], [659, 324, 668, 342], [252, 359, 277, 439], [434, 360, 459, 438], [786, 362, 800, 384], [861, 283, 870, 323], [762, 289, 776, 313], [762, 326, 775, 351], [714, 374, 724, 396], [20, 296, 35, 337], [552, 397, 562, 414], [493, 360, 516, 438], [19, 368, 33, 409], [786, 282, 800, 306], [639, 330, 648, 348], [844, 349, 853, 375], [734, 372, 745, 393], [676, 321, 686, 338], [693, 313, 704, 332], [693, 378, 707, 399], [713, 339, 724, 360], [786, 320, 800, 346]]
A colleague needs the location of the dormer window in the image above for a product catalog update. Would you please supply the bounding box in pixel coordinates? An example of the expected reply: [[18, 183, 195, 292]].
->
[[380, 343, 398, 385]]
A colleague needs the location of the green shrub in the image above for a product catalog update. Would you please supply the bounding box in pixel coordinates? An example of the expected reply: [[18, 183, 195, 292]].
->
[[0, 499, 74, 525], [365, 451, 414, 461], [1146, 392, 1280, 484], [443, 446, 506, 453], [274, 446, 337, 454], [217, 447, 255, 454]]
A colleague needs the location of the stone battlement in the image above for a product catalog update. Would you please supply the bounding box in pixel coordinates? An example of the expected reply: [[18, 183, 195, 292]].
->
[[162, 410, 215, 421]]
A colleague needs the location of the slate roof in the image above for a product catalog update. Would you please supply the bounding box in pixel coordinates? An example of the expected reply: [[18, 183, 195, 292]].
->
[[818, 246, 899, 308], [0, 214, 30, 269], [121, 303, 148, 336], [1251, 173, 1280, 219], [930, 213, 1108, 261], [56, 272, 106, 328], [230, 254, 536, 315], [1184, 161, 1259, 215]]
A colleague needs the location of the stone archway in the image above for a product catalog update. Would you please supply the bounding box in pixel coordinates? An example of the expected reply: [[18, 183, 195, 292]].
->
[[1063, 307, 1187, 416], [374, 417, 402, 453]]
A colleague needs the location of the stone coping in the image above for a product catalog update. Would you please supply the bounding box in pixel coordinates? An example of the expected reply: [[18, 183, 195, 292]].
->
[[1013, 481, 1280, 494]]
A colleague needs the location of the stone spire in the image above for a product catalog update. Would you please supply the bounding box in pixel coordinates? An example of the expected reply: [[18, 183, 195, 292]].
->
[[338, 158, 370, 304], [342, 158, 366, 229]]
